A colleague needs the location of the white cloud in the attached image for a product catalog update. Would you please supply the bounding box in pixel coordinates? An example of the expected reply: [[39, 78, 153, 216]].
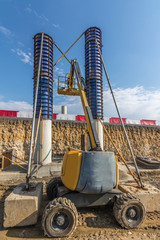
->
[[0, 100, 32, 111], [18, 41, 24, 47], [53, 105, 61, 113], [54, 95, 82, 114], [26, 7, 32, 13], [53, 86, 160, 120], [1, 86, 159, 120], [0, 25, 12, 37], [33, 10, 48, 21], [103, 86, 160, 120], [53, 23, 60, 29], [0, 96, 4, 100], [26, 7, 48, 22], [11, 48, 33, 65]]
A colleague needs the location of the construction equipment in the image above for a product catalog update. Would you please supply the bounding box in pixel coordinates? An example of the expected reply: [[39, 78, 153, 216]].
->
[[42, 60, 146, 238], [3, 35, 150, 238]]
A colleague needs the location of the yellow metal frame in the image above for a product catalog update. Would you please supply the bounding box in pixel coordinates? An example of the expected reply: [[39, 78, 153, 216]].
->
[[77, 80, 98, 149], [58, 60, 79, 96], [58, 88, 79, 96], [58, 60, 99, 150], [114, 156, 119, 188]]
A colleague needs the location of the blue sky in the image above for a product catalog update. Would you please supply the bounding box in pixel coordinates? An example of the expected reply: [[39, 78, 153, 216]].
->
[[1, 0, 160, 119]]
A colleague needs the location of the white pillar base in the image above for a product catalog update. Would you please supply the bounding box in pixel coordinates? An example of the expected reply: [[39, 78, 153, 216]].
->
[[93, 119, 104, 150], [87, 119, 104, 151], [34, 119, 52, 165]]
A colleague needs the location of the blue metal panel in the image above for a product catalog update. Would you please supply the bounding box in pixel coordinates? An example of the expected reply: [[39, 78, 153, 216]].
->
[[33, 33, 53, 119], [85, 27, 103, 119]]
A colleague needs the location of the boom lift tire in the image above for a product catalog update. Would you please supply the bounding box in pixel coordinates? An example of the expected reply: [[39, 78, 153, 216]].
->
[[46, 177, 63, 200], [113, 193, 145, 229], [42, 197, 78, 238]]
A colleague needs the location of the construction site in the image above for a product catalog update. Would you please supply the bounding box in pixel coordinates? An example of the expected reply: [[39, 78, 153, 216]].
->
[[0, 23, 160, 240]]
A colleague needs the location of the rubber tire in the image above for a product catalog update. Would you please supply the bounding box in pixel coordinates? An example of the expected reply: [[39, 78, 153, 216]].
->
[[113, 193, 145, 229], [42, 197, 78, 238], [46, 177, 63, 200]]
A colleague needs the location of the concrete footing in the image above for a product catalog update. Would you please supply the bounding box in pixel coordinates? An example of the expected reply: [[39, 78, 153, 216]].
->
[[119, 183, 160, 212], [3, 182, 43, 228], [31, 162, 62, 178]]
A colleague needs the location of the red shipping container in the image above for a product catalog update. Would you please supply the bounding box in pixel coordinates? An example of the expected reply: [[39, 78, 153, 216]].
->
[[0, 110, 19, 117], [76, 115, 86, 121], [110, 117, 126, 124], [140, 120, 156, 126], [53, 113, 58, 120]]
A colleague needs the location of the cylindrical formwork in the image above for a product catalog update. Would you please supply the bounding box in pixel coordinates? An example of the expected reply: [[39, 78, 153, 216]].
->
[[85, 27, 103, 120], [85, 27, 103, 149], [34, 119, 52, 165], [33, 33, 53, 119], [61, 106, 67, 114], [33, 33, 53, 165]]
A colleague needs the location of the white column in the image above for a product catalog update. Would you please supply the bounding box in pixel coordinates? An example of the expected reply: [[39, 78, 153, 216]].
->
[[87, 119, 104, 151], [34, 119, 52, 165], [93, 119, 104, 150]]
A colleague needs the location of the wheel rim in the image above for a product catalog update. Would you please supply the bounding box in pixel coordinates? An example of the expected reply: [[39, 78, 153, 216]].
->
[[126, 206, 139, 221], [51, 211, 70, 232], [123, 203, 143, 227]]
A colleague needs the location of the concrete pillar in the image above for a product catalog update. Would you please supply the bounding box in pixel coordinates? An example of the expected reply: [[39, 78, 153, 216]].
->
[[34, 119, 52, 165], [87, 120, 104, 151], [93, 119, 104, 150]]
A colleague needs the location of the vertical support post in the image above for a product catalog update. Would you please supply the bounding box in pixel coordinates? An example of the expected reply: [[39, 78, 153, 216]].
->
[[26, 32, 44, 188], [41, 119, 43, 164]]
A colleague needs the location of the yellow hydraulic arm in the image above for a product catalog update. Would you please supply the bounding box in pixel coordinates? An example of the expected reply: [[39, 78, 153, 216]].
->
[[60, 59, 102, 151]]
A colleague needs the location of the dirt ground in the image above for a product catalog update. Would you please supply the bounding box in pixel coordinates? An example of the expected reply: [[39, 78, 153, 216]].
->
[[0, 171, 160, 240]]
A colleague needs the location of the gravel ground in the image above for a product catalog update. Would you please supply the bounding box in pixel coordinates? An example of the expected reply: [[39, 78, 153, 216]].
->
[[0, 171, 159, 240]]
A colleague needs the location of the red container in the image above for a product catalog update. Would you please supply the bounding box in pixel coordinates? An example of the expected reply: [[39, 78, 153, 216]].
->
[[0, 110, 19, 117], [53, 113, 58, 120], [110, 117, 126, 124], [140, 120, 156, 126], [76, 115, 86, 121]]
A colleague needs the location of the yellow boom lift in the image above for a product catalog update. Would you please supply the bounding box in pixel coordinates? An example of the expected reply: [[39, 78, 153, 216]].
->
[[42, 59, 145, 238]]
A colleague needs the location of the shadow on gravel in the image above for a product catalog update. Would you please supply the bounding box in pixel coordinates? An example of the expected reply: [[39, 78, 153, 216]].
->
[[79, 205, 119, 229]]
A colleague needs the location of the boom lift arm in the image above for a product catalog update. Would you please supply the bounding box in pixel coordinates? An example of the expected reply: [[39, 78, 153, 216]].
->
[[58, 59, 102, 151]]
